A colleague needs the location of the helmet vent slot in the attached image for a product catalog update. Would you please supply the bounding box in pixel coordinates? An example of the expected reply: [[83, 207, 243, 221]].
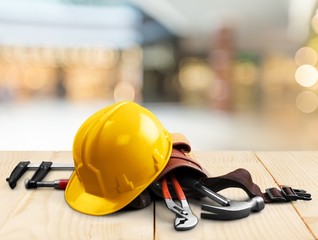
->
[[152, 149, 164, 171], [116, 174, 134, 193]]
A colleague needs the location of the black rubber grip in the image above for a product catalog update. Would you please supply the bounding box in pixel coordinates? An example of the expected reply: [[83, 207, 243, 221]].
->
[[6, 161, 30, 189], [29, 161, 52, 182]]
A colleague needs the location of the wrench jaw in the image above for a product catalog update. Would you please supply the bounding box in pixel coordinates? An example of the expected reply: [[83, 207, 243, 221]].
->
[[174, 199, 199, 231], [164, 202, 198, 231], [201, 196, 265, 221], [164, 198, 189, 218], [174, 215, 198, 231], [163, 190, 199, 231]]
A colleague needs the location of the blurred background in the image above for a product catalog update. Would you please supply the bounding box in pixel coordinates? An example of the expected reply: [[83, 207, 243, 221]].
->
[[1, 0, 318, 151]]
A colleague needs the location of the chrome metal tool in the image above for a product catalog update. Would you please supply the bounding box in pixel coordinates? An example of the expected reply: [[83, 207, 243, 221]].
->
[[179, 175, 265, 220]]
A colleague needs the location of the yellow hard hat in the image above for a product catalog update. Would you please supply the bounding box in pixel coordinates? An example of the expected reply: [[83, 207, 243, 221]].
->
[[65, 101, 172, 215]]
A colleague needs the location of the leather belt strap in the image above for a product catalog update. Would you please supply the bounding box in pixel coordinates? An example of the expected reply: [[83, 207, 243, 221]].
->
[[200, 168, 271, 202], [199, 168, 311, 203], [168, 133, 311, 203]]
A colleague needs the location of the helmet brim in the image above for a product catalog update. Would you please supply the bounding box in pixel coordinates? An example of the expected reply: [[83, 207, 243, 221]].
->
[[64, 170, 150, 215]]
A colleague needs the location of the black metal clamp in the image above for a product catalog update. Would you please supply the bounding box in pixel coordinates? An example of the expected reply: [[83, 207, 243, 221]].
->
[[6, 161, 74, 189]]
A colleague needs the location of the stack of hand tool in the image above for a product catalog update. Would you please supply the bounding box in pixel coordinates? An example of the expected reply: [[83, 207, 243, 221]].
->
[[6, 157, 311, 232], [5, 102, 312, 231], [4, 138, 311, 232], [148, 138, 312, 231]]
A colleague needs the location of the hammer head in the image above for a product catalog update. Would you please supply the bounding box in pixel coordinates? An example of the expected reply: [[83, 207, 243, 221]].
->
[[201, 196, 265, 220]]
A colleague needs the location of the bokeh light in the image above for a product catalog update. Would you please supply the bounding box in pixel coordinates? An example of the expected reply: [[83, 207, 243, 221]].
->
[[179, 60, 213, 91], [295, 64, 318, 87], [296, 90, 318, 113], [22, 67, 49, 90], [294, 47, 318, 66], [113, 81, 135, 102]]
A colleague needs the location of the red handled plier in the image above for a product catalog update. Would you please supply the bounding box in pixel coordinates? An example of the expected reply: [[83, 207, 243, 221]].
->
[[161, 174, 198, 231]]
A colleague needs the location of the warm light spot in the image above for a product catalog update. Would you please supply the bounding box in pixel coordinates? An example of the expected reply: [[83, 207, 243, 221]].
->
[[296, 91, 318, 113], [113, 81, 135, 101], [295, 65, 318, 87], [295, 47, 318, 66], [179, 61, 213, 91], [23, 68, 48, 90]]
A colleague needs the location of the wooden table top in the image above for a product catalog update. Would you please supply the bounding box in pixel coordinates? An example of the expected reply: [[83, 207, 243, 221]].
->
[[0, 151, 317, 240]]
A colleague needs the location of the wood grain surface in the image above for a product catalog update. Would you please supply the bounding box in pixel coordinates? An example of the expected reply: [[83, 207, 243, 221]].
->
[[0, 151, 316, 239], [0, 151, 154, 240]]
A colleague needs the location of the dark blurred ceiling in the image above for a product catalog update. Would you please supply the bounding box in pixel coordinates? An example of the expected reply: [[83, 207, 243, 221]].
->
[[0, 0, 316, 52], [130, 0, 316, 52]]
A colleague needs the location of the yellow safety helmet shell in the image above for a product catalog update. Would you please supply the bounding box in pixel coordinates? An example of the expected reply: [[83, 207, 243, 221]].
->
[[65, 101, 172, 215]]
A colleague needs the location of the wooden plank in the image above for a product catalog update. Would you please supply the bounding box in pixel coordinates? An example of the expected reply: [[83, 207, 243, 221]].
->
[[154, 151, 314, 240], [256, 151, 318, 239], [0, 151, 154, 240]]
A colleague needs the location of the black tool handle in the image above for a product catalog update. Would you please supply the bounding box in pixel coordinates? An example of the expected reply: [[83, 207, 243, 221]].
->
[[30, 161, 52, 182], [6, 161, 30, 189], [179, 175, 230, 206]]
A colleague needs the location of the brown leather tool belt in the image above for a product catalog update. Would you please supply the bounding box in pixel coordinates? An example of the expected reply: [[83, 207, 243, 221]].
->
[[148, 133, 311, 204]]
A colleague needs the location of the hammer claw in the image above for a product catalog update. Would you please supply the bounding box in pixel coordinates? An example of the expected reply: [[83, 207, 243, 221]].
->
[[201, 196, 265, 221]]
